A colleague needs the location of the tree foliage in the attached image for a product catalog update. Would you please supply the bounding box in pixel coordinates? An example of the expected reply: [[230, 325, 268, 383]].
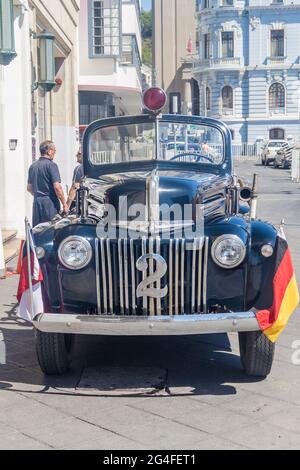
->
[[141, 10, 152, 67]]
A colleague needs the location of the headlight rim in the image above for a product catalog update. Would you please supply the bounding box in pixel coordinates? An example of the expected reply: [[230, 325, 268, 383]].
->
[[211, 234, 246, 270], [58, 235, 93, 270]]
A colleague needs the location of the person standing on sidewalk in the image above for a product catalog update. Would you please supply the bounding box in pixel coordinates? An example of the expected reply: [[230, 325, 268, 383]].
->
[[27, 140, 69, 227], [66, 150, 84, 209]]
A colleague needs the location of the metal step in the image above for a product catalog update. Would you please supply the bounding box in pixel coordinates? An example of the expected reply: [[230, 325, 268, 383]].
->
[[1, 230, 19, 264], [4, 239, 19, 264], [2, 230, 18, 244]]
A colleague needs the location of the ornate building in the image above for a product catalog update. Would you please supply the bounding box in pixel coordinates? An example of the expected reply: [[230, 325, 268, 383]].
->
[[193, 0, 300, 144]]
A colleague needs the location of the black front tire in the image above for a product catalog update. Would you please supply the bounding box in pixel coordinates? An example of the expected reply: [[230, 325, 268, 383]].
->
[[239, 331, 275, 378], [35, 330, 74, 375]]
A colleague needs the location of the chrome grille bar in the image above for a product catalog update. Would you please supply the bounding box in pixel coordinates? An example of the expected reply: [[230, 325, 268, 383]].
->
[[191, 238, 197, 314], [100, 238, 108, 314], [118, 238, 124, 315], [169, 239, 174, 316], [149, 237, 155, 316], [95, 239, 101, 314], [106, 239, 114, 315], [97, 237, 208, 317], [174, 239, 180, 315], [130, 239, 136, 315], [203, 237, 209, 314], [156, 237, 161, 316], [142, 237, 147, 315], [123, 239, 129, 314], [181, 239, 185, 314]]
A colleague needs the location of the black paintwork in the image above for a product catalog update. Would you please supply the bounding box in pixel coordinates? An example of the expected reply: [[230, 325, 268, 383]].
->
[[34, 114, 279, 315]]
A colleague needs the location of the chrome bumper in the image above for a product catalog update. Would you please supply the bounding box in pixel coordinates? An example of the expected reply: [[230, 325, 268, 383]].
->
[[32, 312, 260, 336]]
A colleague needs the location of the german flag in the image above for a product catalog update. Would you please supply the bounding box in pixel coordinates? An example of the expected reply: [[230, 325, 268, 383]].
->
[[256, 231, 299, 343]]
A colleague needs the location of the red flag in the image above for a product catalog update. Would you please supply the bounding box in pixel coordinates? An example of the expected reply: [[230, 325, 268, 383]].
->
[[17, 229, 44, 322], [187, 34, 193, 54]]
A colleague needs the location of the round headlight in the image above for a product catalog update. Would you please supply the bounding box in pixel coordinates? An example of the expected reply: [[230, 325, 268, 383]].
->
[[212, 235, 246, 269], [58, 236, 92, 270]]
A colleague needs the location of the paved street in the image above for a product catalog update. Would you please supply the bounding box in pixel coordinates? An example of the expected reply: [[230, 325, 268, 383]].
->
[[0, 160, 300, 450]]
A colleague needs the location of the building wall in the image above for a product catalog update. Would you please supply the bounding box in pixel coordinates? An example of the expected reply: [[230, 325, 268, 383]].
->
[[0, 0, 79, 236], [78, 0, 142, 119], [153, 0, 196, 112], [194, 0, 300, 144]]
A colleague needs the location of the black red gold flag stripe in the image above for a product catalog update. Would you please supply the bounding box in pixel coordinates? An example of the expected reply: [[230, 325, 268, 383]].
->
[[256, 235, 299, 343]]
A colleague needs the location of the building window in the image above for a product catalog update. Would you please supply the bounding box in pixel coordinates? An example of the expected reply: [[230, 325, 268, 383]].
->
[[90, 0, 121, 57], [223, 0, 233, 5], [269, 83, 285, 111], [204, 34, 211, 59], [222, 86, 233, 110], [206, 87, 211, 111], [269, 128, 285, 140], [222, 31, 234, 58], [272, 0, 283, 4], [121, 35, 141, 66], [79, 91, 115, 125], [203, 0, 210, 8], [271, 30, 284, 57]]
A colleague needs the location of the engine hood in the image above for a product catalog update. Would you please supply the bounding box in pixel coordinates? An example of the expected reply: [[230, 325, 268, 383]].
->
[[86, 169, 231, 225]]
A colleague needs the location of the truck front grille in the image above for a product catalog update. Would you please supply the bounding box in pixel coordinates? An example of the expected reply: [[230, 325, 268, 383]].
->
[[95, 237, 208, 316]]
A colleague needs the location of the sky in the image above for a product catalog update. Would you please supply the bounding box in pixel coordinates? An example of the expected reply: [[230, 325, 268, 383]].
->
[[142, 0, 152, 11]]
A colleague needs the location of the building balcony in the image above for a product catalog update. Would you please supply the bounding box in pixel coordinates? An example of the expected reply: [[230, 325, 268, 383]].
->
[[266, 56, 287, 66], [193, 56, 242, 72]]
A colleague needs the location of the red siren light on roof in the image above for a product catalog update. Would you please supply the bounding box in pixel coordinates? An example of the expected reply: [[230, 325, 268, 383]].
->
[[143, 87, 167, 113]]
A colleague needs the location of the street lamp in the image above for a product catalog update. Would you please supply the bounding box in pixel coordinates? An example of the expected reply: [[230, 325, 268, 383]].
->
[[31, 30, 56, 92], [0, 0, 17, 65]]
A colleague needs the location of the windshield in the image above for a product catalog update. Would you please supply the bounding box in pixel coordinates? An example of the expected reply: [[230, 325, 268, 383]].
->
[[268, 142, 285, 148], [88, 121, 224, 166]]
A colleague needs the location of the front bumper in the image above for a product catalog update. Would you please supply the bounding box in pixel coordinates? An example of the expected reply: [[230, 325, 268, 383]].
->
[[32, 312, 260, 336]]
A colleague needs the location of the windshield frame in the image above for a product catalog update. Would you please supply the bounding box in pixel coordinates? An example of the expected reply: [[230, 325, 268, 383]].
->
[[82, 114, 232, 178]]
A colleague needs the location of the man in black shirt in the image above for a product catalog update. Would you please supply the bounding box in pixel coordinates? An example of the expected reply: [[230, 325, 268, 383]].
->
[[27, 140, 69, 227], [66, 150, 84, 209]]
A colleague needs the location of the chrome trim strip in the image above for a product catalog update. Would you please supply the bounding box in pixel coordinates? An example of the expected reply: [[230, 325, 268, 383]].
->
[[95, 239, 101, 315], [174, 239, 180, 315], [100, 239, 108, 314], [142, 237, 147, 315], [33, 312, 261, 336], [149, 237, 155, 316], [203, 237, 209, 314], [130, 239, 136, 315], [197, 238, 203, 314], [118, 238, 124, 315], [181, 239, 185, 314], [123, 239, 129, 314], [156, 237, 161, 316], [191, 238, 197, 314], [169, 239, 173, 316], [106, 239, 114, 315]]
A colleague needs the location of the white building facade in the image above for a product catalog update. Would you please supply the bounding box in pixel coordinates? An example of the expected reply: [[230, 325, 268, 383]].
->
[[193, 0, 300, 145], [78, 0, 142, 135], [0, 0, 79, 236]]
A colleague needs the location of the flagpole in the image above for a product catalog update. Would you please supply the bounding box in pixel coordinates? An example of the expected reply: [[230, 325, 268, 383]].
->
[[25, 218, 34, 319]]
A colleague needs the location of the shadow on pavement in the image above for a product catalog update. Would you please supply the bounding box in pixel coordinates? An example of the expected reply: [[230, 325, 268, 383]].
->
[[0, 314, 264, 399]]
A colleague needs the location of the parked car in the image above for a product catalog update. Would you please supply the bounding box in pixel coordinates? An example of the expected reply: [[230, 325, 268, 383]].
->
[[261, 140, 287, 166], [274, 143, 294, 169], [26, 88, 299, 378]]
